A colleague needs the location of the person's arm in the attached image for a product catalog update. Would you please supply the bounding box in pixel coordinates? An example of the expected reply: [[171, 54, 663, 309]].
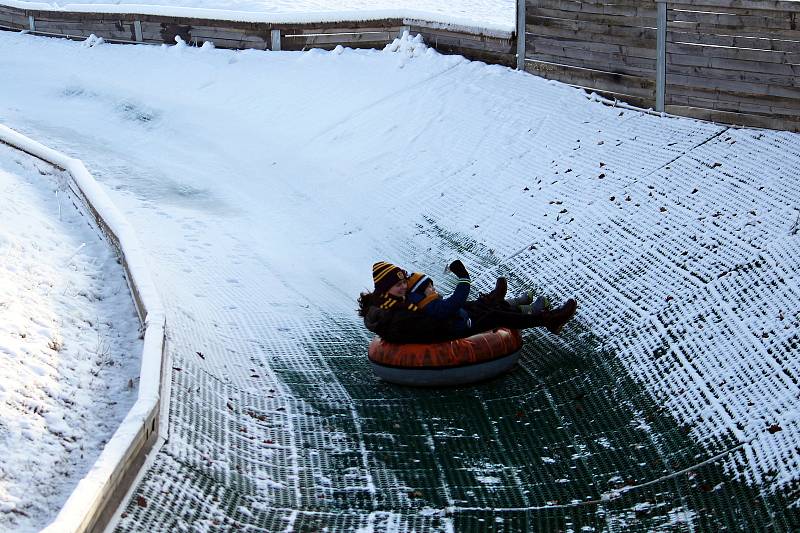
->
[[423, 282, 469, 318], [422, 260, 471, 319]]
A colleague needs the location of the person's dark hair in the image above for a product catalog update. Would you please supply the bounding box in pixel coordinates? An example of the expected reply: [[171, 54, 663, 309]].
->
[[357, 291, 377, 317]]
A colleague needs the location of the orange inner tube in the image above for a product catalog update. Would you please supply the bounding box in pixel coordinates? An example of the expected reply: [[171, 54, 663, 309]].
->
[[368, 328, 523, 369]]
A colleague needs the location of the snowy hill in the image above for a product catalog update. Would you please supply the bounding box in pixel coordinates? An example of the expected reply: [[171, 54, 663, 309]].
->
[[0, 29, 798, 530]]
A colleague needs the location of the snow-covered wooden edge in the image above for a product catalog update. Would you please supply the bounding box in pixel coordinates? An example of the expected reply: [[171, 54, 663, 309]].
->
[[0, 123, 168, 533], [0, 0, 515, 34]]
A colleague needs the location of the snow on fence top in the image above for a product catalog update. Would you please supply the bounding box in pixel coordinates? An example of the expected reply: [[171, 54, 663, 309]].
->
[[0, 0, 516, 33]]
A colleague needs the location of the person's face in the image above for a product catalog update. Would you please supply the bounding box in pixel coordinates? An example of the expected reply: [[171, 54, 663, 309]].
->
[[388, 277, 407, 298], [424, 283, 435, 296]]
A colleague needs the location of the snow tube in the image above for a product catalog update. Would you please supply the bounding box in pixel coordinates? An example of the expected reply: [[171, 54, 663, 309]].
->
[[367, 328, 523, 387]]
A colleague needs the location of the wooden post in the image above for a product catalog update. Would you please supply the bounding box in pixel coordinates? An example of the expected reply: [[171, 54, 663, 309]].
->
[[134, 20, 143, 42], [656, 0, 667, 112], [28, 15, 35, 31], [516, 0, 526, 70], [270, 29, 281, 51]]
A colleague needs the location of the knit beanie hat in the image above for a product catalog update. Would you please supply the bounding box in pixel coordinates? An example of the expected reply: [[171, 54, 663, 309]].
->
[[407, 272, 432, 294], [373, 261, 406, 294]]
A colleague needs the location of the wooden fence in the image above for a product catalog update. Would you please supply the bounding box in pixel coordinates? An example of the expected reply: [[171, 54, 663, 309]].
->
[[520, 0, 800, 131], [0, 5, 515, 65]]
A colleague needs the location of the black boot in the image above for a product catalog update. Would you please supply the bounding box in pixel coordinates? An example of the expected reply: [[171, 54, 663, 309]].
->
[[480, 277, 507, 305], [543, 298, 577, 334]]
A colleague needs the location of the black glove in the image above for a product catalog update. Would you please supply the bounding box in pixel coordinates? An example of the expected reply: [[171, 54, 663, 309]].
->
[[448, 259, 469, 279]]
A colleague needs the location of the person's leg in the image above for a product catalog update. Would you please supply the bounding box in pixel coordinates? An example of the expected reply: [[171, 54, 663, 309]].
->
[[469, 299, 577, 335], [506, 291, 533, 307], [478, 277, 507, 305], [519, 295, 550, 313]]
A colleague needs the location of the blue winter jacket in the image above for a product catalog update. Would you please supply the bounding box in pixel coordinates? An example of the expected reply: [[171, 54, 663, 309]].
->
[[406, 277, 472, 334]]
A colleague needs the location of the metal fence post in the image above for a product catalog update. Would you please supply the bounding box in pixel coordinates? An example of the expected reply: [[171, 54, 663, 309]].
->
[[656, 0, 667, 112], [270, 29, 281, 51], [516, 0, 526, 70]]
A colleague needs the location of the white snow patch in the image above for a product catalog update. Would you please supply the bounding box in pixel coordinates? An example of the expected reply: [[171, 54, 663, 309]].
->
[[0, 145, 141, 531]]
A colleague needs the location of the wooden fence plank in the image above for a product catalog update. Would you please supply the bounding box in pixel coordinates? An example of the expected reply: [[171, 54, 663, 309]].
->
[[32, 20, 138, 41], [26, 11, 138, 24], [527, 15, 659, 38], [524, 59, 656, 98], [282, 36, 391, 50], [529, 51, 655, 77], [529, 36, 657, 64], [667, 40, 797, 65], [526, 22, 658, 48], [668, 49, 800, 77], [196, 36, 267, 49], [285, 25, 403, 36], [0, 7, 27, 29], [407, 25, 514, 48], [665, 0, 800, 14], [285, 32, 395, 46], [667, 92, 800, 118], [528, 34, 658, 59], [667, 55, 800, 87], [666, 91, 800, 120], [527, 6, 657, 26], [411, 27, 514, 53], [527, 0, 657, 18], [667, 29, 800, 53], [186, 25, 266, 42], [32, 20, 129, 32], [667, 72, 800, 100], [436, 45, 516, 66], [668, 21, 800, 40], [138, 21, 187, 43], [276, 18, 400, 32], [666, 77, 800, 107], [527, 48, 650, 71], [665, 104, 800, 131], [576, 87, 656, 109], [667, 7, 798, 31]]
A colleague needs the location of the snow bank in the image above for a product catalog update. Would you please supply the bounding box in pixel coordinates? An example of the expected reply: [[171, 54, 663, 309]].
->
[[0, 124, 167, 532]]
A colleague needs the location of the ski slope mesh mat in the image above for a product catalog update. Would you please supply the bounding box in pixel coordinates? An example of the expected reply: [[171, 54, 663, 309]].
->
[[112, 123, 800, 532], [115, 313, 799, 532]]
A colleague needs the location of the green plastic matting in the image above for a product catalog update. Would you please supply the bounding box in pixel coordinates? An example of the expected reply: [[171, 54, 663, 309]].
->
[[115, 308, 799, 532]]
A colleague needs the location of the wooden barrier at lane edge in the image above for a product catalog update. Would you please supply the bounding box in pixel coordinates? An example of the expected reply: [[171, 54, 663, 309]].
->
[[0, 125, 169, 533]]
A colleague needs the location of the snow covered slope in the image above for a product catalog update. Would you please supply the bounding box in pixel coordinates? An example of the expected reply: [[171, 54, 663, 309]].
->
[[0, 30, 798, 530]]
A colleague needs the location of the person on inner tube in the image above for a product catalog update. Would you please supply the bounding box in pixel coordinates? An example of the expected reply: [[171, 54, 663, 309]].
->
[[358, 260, 577, 344]]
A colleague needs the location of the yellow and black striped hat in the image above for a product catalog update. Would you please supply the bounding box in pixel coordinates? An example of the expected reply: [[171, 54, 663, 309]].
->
[[372, 261, 406, 294], [407, 272, 432, 294]]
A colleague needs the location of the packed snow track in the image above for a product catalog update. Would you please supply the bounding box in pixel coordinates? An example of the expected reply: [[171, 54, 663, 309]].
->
[[1, 31, 799, 531]]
